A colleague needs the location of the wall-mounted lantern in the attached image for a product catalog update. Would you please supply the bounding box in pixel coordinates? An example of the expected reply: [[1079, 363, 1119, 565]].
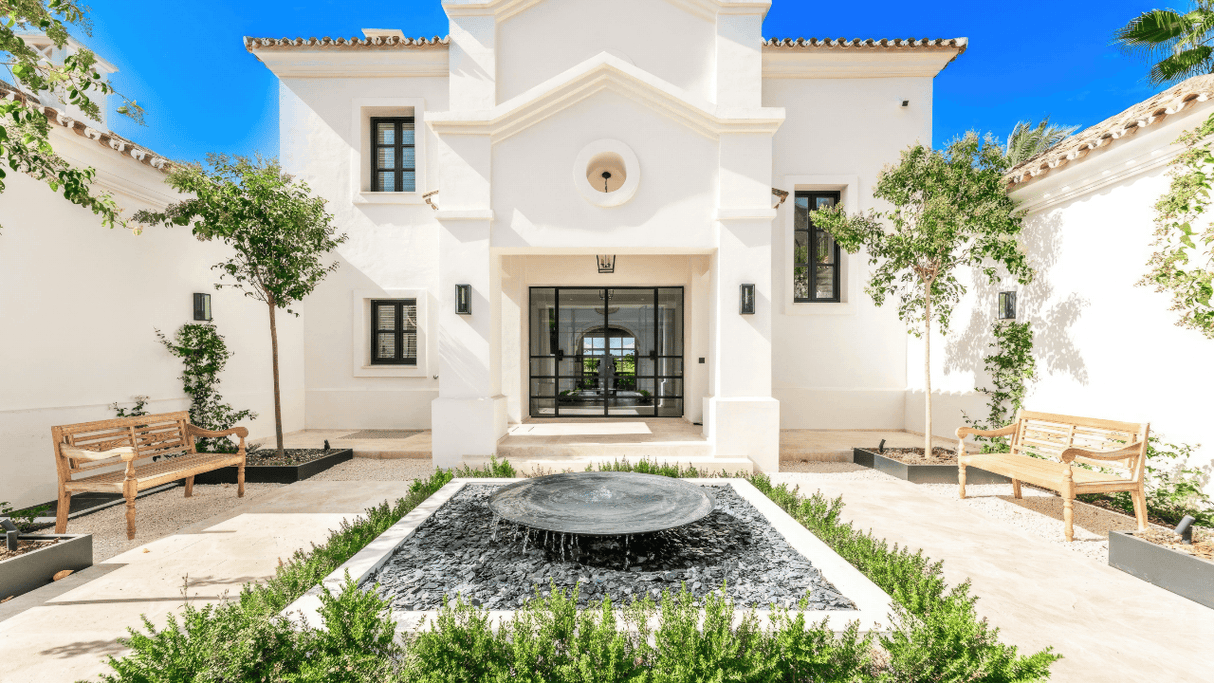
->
[[998, 291, 1017, 320], [193, 293, 212, 321], [739, 284, 756, 315], [597, 255, 616, 274], [455, 284, 472, 315]]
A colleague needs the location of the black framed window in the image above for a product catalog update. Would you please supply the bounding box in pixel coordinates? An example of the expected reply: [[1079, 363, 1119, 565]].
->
[[794, 191, 842, 302], [371, 300, 417, 365], [371, 117, 415, 192]]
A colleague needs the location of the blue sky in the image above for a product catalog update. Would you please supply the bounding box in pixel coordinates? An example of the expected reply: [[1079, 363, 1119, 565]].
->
[[79, 0, 1162, 162]]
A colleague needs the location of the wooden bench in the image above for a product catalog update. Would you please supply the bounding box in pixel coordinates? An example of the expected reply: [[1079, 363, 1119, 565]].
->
[[956, 410, 1149, 542], [52, 411, 249, 540]]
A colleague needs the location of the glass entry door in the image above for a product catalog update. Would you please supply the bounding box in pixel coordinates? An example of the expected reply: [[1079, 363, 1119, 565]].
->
[[529, 287, 683, 417]]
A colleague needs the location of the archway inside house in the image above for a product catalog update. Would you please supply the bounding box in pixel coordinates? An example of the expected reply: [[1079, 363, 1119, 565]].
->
[[529, 287, 683, 417]]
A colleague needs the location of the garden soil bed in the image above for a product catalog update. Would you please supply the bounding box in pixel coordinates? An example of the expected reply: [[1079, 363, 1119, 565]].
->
[[1109, 529, 1214, 608], [0, 533, 92, 600], [852, 448, 1011, 485], [192, 448, 353, 485]]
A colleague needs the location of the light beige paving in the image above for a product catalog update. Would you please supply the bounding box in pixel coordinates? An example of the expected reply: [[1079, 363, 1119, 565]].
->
[[769, 472, 1214, 683], [257, 429, 431, 459], [0, 481, 418, 683]]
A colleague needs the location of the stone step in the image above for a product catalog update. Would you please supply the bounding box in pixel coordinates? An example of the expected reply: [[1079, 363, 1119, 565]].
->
[[462, 454, 754, 476], [497, 440, 713, 461], [778, 447, 852, 463]]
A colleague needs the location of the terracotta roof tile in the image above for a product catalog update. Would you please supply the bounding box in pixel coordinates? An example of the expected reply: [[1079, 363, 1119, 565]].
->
[[243, 35, 450, 51], [762, 36, 967, 54], [1007, 73, 1214, 188], [0, 80, 169, 172]]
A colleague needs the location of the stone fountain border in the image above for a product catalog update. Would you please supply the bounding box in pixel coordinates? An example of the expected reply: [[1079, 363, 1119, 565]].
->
[[283, 478, 894, 633]]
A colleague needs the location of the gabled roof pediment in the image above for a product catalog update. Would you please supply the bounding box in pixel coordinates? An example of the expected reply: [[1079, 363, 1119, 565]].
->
[[427, 53, 785, 142], [442, 0, 770, 22]]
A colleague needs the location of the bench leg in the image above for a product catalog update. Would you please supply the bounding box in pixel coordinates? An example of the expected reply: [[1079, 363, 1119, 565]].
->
[[1062, 497, 1074, 542], [124, 481, 137, 541], [1012, 479, 1022, 499], [1131, 487, 1148, 531], [55, 486, 70, 534], [237, 462, 245, 498], [958, 464, 967, 499], [184, 476, 194, 498]]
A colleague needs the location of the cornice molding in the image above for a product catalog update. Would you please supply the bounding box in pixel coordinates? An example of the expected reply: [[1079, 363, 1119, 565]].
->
[[249, 48, 449, 78], [762, 50, 962, 79], [427, 53, 785, 142]]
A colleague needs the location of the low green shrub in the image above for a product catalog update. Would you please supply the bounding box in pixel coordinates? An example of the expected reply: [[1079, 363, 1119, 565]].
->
[[98, 456, 1059, 682]]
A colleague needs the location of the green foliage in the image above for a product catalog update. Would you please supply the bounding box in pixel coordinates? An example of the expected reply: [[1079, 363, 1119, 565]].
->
[[1004, 118, 1079, 166], [133, 154, 347, 456], [98, 458, 1058, 682], [962, 321, 1038, 453], [156, 323, 256, 453], [1140, 110, 1214, 338], [1113, 3, 1214, 86], [748, 474, 1060, 681], [1080, 435, 1214, 527], [0, 500, 47, 531], [811, 133, 1035, 456], [109, 394, 149, 418], [0, 0, 144, 232]]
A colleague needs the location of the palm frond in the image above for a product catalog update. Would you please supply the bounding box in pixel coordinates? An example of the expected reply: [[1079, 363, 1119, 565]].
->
[[1113, 8, 1192, 61], [1005, 118, 1081, 166], [1150, 44, 1214, 85]]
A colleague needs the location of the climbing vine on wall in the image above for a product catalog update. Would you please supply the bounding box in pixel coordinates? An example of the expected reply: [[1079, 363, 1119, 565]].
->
[[963, 320, 1037, 453], [157, 323, 256, 453], [1142, 112, 1214, 339]]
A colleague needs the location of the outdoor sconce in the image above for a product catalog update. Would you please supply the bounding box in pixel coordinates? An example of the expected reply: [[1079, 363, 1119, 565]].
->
[[455, 284, 472, 315], [739, 284, 756, 315], [193, 293, 212, 321], [998, 291, 1017, 320], [597, 255, 616, 274]]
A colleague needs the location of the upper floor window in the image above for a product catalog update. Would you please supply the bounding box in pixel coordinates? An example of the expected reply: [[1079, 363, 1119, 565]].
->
[[371, 117, 415, 192], [794, 191, 841, 303], [371, 299, 418, 365]]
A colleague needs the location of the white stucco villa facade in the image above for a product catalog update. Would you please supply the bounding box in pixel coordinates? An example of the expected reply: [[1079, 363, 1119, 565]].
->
[[246, 0, 965, 473], [5, 0, 1213, 511]]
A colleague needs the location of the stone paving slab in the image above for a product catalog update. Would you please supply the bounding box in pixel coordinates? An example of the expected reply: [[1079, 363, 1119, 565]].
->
[[769, 474, 1214, 683], [0, 481, 416, 683]]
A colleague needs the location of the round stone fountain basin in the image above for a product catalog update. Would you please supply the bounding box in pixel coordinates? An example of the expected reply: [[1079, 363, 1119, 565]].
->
[[488, 471, 716, 536]]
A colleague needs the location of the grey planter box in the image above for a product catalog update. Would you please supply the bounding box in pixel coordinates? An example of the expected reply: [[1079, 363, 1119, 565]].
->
[[193, 448, 353, 485], [0, 533, 92, 600], [1109, 530, 1214, 608], [852, 448, 1011, 485]]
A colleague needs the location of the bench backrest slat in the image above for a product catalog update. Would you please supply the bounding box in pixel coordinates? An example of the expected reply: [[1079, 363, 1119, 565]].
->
[[55, 412, 196, 476], [1011, 410, 1149, 482]]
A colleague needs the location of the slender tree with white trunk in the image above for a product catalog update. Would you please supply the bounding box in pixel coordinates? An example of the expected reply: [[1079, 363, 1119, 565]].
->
[[811, 133, 1034, 458], [135, 154, 345, 457]]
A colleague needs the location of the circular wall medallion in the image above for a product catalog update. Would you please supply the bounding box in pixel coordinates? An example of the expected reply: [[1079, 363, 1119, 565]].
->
[[573, 139, 640, 207], [488, 471, 715, 536]]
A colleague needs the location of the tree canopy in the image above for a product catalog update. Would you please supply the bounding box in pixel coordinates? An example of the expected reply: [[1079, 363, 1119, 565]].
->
[[1113, 2, 1214, 86], [0, 0, 143, 231], [811, 133, 1034, 456], [1005, 118, 1079, 167], [134, 154, 346, 455]]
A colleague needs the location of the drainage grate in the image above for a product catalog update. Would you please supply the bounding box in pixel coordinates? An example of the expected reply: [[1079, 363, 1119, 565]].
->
[[343, 430, 423, 440]]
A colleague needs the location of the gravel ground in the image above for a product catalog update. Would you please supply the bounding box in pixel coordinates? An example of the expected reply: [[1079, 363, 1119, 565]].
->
[[308, 457, 435, 482], [366, 483, 856, 611], [66, 483, 284, 562], [778, 461, 892, 479], [916, 482, 1162, 564]]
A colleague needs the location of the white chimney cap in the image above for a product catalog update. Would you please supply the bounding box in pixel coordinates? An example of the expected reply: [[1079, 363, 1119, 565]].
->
[[362, 29, 406, 39]]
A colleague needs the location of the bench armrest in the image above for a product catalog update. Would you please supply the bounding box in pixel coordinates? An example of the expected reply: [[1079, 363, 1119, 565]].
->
[[60, 445, 137, 462], [1060, 442, 1145, 463], [956, 423, 1017, 439], [187, 425, 249, 439]]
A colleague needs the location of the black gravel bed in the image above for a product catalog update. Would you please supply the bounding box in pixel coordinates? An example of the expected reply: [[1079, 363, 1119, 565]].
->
[[245, 448, 332, 466], [364, 484, 855, 612]]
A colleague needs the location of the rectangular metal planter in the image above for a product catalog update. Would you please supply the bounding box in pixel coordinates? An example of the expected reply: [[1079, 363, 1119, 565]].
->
[[0, 533, 92, 600], [192, 448, 353, 485], [852, 448, 1010, 485], [1109, 530, 1214, 608]]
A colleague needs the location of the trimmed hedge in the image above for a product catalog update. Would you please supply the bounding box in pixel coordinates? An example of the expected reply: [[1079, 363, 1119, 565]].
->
[[97, 458, 1059, 682]]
